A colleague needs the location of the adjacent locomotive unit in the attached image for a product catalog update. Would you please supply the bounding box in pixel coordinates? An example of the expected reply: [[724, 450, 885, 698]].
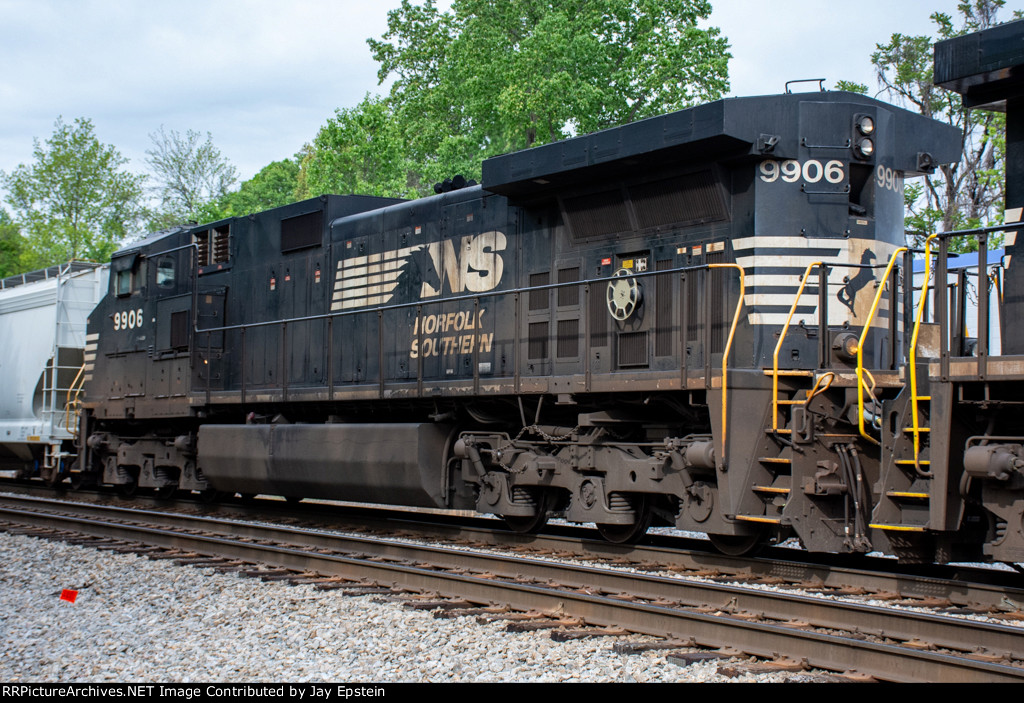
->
[[69, 87, 1007, 562]]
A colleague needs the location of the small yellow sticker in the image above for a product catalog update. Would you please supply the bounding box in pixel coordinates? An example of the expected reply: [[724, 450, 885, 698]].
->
[[622, 259, 634, 269]]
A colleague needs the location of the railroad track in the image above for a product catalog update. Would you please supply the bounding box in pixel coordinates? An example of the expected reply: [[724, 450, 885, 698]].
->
[[1, 491, 1023, 682], [10, 483, 1022, 612]]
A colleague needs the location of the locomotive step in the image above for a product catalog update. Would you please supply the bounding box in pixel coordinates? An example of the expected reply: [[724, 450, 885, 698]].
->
[[884, 491, 930, 500], [752, 485, 790, 494], [735, 515, 782, 524], [869, 523, 928, 532]]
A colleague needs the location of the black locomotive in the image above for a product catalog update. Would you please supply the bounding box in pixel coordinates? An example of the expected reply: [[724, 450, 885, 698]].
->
[[68, 61, 1024, 564]]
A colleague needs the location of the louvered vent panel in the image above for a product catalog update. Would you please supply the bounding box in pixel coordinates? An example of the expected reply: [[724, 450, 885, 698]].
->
[[557, 318, 579, 358], [708, 252, 726, 354], [590, 287, 608, 347], [618, 331, 649, 367], [687, 271, 701, 350], [558, 267, 580, 307], [630, 171, 727, 230], [564, 190, 630, 239], [655, 259, 674, 356], [212, 225, 231, 263], [170, 310, 190, 349], [528, 322, 548, 360], [529, 272, 549, 311], [281, 211, 323, 253], [194, 231, 210, 266]]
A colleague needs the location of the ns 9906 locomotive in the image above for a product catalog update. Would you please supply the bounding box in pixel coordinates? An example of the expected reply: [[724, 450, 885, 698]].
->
[[53, 85, 1024, 564]]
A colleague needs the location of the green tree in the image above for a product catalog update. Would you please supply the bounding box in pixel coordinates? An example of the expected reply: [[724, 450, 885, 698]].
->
[[299, 95, 419, 200], [200, 158, 303, 221], [301, 0, 730, 198], [868, 0, 1018, 248], [0, 209, 25, 278], [146, 126, 238, 227], [1, 117, 145, 267]]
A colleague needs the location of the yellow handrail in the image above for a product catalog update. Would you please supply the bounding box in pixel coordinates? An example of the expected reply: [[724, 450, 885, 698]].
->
[[771, 262, 823, 431], [64, 362, 87, 437], [709, 263, 745, 463], [856, 247, 908, 445], [907, 234, 939, 474]]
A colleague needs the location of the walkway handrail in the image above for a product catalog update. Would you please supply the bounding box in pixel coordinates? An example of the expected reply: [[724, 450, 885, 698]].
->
[[856, 247, 908, 444], [709, 263, 745, 464], [771, 262, 824, 432]]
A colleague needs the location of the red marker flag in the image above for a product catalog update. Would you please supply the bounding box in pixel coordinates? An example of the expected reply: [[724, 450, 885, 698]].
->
[[60, 589, 78, 603]]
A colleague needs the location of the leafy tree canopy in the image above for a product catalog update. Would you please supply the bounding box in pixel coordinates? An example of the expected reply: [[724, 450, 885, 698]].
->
[[1, 117, 146, 268], [146, 126, 238, 228], [201, 158, 302, 222], [304, 0, 731, 199], [0, 209, 25, 279], [866, 0, 1021, 249], [298, 95, 417, 200]]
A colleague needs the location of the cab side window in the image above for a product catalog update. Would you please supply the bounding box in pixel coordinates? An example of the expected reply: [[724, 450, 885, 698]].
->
[[116, 269, 132, 296], [156, 257, 175, 288]]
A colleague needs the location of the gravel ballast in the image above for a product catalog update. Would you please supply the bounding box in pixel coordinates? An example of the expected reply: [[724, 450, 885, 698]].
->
[[0, 531, 825, 683]]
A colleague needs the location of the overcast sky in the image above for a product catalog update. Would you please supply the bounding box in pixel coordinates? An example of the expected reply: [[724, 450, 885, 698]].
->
[[0, 0, 1004, 185]]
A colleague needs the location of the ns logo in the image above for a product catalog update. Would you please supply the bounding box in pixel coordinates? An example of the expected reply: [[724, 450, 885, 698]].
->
[[419, 231, 507, 298], [331, 231, 507, 312]]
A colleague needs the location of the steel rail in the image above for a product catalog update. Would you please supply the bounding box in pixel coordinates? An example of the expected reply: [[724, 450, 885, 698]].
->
[[3, 486, 1021, 610], [2, 496, 1023, 682]]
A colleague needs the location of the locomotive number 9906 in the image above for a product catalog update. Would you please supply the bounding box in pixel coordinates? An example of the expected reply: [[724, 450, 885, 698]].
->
[[759, 159, 845, 185], [113, 308, 144, 331]]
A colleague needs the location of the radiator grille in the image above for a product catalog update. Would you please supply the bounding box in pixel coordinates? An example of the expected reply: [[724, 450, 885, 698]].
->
[[655, 259, 674, 356], [528, 322, 548, 360], [281, 211, 323, 253], [557, 318, 579, 358], [617, 331, 649, 367], [557, 267, 580, 307], [630, 171, 727, 229], [564, 189, 630, 239], [590, 286, 608, 347], [529, 272, 549, 311]]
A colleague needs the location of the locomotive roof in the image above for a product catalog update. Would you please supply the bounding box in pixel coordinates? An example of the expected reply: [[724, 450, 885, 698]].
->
[[934, 18, 1024, 110], [112, 225, 190, 258], [481, 91, 962, 198]]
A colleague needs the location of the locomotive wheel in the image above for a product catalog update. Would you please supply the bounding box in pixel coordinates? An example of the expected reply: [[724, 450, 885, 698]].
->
[[503, 490, 553, 534], [197, 488, 223, 504], [154, 485, 177, 500], [597, 495, 653, 544], [70, 470, 94, 491], [116, 481, 139, 498], [708, 531, 764, 556]]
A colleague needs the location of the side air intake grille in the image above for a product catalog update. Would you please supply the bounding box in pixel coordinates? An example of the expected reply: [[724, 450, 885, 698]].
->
[[529, 272, 549, 311], [630, 171, 727, 229], [617, 331, 649, 367], [528, 322, 548, 360], [557, 267, 580, 307], [281, 211, 323, 253], [557, 319, 579, 358], [563, 189, 630, 239]]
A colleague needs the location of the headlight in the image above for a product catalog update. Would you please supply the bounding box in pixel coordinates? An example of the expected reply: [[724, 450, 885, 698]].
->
[[855, 137, 875, 158], [856, 115, 875, 135]]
